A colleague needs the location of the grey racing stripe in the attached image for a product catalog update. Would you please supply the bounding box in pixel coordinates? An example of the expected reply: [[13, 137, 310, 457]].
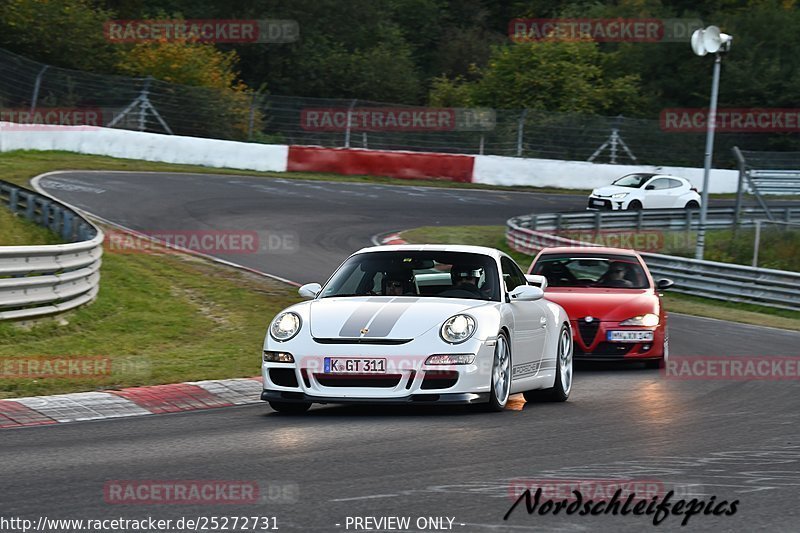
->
[[363, 298, 420, 337], [338, 298, 394, 337]]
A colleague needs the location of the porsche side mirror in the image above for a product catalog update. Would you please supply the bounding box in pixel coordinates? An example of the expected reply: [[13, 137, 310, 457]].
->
[[656, 278, 674, 291], [509, 285, 544, 302], [525, 274, 548, 291], [646, 184, 655, 190], [298, 282, 322, 299]]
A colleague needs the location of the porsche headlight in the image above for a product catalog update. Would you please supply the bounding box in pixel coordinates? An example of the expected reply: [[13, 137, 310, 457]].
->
[[619, 313, 659, 327], [612, 192, 629, 199], [270, 312, 301, 341], [440, 314, 476, 344]]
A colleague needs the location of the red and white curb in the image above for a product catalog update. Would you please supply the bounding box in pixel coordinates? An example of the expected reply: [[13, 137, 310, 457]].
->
[[0, 377, 262, 429], [371, 231, 410, 246]]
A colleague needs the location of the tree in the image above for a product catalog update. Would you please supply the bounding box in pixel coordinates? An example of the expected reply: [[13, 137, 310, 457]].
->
[[430, 39, 645, 115], [116, 39, 261, 140], [0, 0, 119, 72]]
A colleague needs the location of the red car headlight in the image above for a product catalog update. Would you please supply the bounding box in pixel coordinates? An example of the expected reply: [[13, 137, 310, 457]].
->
[[619, 313, 659, 327]]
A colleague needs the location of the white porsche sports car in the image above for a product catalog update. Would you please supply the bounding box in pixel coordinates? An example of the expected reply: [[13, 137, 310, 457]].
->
[[261, 245, 573, 413], [587, 173, 701, 210]]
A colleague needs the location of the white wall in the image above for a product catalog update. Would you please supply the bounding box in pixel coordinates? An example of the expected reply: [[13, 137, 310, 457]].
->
[[0, 123, 740, 192], [0, 123, 289, 172], [473, 154, 739, 193]]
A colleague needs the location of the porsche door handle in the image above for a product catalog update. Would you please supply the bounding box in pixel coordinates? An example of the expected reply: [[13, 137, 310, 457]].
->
[[539, 316, 547, 328]]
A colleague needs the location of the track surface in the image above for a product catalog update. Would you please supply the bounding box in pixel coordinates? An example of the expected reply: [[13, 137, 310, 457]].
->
[[3, 171, 799, 532]]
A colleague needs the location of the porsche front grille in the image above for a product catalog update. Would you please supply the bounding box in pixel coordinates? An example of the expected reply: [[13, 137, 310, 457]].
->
[[313, 338, 412, 345], [314, 373, 403, 388]]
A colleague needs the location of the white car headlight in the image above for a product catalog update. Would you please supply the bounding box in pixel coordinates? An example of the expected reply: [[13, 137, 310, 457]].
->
[[619, 313, 659, 327], [612, 192, 629, 199], [270, 312, 302, 341], [440, 314, 476, 344]]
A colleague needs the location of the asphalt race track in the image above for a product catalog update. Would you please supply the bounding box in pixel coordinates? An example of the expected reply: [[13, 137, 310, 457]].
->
[[3, 171, 799, 532]]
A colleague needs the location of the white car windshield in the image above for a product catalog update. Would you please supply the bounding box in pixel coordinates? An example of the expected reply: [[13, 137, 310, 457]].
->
[[320, 251, 501, 301], [611, 174, 652, 188]]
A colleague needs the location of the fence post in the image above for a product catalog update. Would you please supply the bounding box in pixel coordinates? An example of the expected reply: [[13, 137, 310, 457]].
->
[[516, 110, 527, 157], [479, 134, 484, 155], [752, 220, 761, 268], [247, 92, 258, 141], [732, 146, 746, 231], [344, 99, 357, 148], [30, 65, 50, 115]]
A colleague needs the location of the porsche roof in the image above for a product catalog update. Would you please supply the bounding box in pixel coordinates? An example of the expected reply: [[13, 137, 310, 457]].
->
[[355, 244, 507, 259]]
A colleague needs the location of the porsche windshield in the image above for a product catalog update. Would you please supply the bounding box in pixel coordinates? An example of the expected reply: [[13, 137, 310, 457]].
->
[[611, 174, 653, 188], [320, 251, 501, 301], [531, 253, 649, 289]]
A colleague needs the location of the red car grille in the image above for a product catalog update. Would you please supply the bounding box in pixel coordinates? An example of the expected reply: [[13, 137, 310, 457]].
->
[[577, 319, 600, 346]]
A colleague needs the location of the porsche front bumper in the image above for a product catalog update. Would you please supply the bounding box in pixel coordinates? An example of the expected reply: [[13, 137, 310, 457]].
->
[[261, 336, 497, 404]]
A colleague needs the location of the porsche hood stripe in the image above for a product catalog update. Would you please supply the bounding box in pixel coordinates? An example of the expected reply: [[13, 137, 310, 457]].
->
[[337, 297, 420, 338], [364, 298, 420, 337], [338, 297, 393, 337]]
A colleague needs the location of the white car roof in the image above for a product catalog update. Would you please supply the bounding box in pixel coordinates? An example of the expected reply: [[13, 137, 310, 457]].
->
[[355, 243, 505, 260]]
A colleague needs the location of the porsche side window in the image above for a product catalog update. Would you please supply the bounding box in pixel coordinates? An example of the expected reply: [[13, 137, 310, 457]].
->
[[501, 257, 526, 292]]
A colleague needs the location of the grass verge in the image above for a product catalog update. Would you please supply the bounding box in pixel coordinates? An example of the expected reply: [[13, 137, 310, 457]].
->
[[0, 244, 299, 398], [400, 225, 800, 331], [0, 208, 63, 246]]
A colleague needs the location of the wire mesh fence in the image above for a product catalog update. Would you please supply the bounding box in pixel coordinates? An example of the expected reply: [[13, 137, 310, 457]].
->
[[1, 46, 798, 167]]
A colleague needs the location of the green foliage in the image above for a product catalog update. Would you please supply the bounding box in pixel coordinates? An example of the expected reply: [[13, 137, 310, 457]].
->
[[431, 40, 645, 115], [0, 0, 118, 71], [2, 0, 800, 122]]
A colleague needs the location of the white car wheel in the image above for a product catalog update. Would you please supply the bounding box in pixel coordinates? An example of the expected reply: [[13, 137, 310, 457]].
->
[[485, 332, 511, 411]]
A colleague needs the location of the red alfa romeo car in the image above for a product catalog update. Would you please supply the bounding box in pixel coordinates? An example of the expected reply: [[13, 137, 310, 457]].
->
[[527, 247, 673, 368]]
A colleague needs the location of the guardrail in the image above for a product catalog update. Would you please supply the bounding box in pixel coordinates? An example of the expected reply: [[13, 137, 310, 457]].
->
[[0, 180, 103, 320], [513, 207, 800, 233], [507, 208, 800, 311]]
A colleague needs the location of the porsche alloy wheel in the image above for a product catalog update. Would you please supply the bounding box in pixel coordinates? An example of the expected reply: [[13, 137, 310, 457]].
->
[[557, 324, 573, 397], [486, 332, 511, 411], [524, 323, 572, 403]]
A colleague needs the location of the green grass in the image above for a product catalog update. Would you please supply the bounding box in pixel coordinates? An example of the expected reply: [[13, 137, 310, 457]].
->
[[400, 224, 800, 331], [0, 248, 299, 398], [0, 208, 63, 246]]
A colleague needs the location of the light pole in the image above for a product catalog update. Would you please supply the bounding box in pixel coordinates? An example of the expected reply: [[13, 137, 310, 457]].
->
[[691, 26, 732, 260]]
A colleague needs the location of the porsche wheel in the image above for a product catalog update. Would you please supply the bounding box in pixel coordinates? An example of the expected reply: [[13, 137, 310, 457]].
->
[[685, 200, 699, 209], [485, 332, 511, 412], [269, 401, 311, 414], [524, 323, 572, 403], [627, 200, 642, 210]]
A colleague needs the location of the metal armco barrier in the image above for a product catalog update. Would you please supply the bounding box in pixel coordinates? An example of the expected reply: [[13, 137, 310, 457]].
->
[[507, 208, 800, 311], [0, 180, 103, 320]]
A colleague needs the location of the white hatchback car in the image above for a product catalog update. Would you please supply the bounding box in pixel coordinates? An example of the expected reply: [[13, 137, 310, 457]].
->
[[588, 173, 701, 210]]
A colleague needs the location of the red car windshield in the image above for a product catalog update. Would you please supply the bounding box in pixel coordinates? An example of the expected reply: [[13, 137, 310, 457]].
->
[[531, 253, 649, 289]]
